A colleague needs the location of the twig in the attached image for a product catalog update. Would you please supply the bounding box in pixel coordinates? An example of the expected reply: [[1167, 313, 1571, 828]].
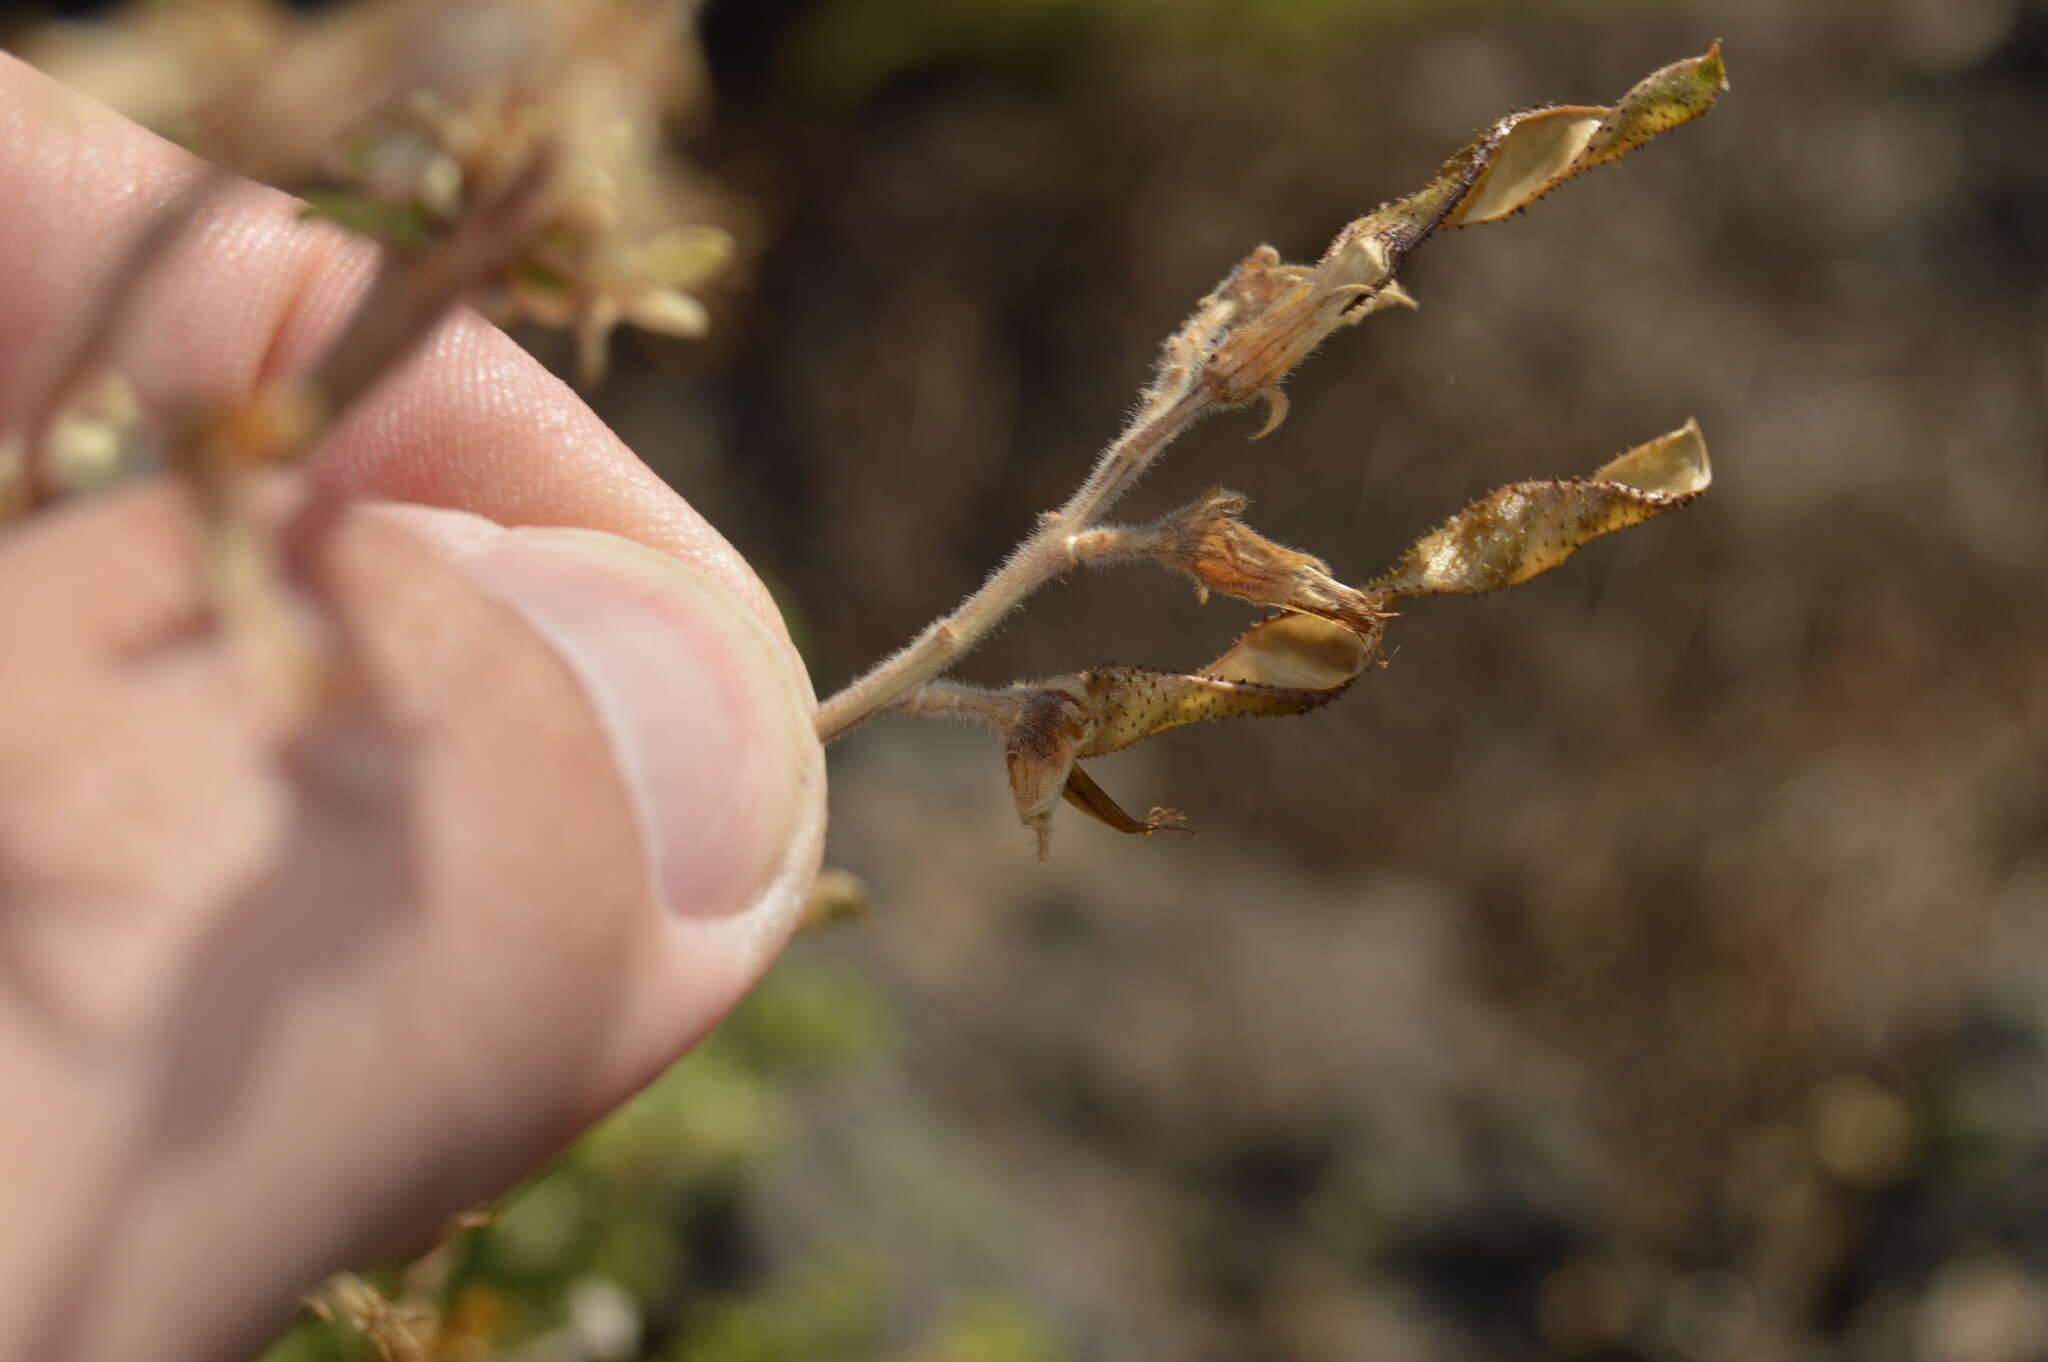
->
[[17, 168, 234, 508], [814, 385, 1211, 740], [306, 145, 561, 423]]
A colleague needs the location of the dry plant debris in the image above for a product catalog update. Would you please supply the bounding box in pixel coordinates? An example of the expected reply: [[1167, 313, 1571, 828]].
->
[[22, 0, 729, 387], [816, 47, 1727, 855], [6, 0, 731, 693]]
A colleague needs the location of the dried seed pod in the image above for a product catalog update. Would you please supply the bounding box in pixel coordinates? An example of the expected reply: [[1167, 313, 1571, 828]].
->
[[1153, 46, 1727, 414], [996, 422, 1708, 853], [1370, 419, 1711, 599], [998, 666, 1338, 856]]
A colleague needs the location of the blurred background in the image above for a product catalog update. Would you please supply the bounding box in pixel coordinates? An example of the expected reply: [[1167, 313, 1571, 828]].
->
[[15, 0, 2048, 1358]]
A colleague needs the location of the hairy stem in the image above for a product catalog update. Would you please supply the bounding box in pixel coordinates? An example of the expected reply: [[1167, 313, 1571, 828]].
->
[[814, 386, 1211, 741], [881, 678, 1022, 730]]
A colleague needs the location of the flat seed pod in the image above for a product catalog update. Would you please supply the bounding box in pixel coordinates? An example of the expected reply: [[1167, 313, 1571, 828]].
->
[[1072, 666, 1343, 761], [1593, 418, 1714, 495], [1447, 106, 1606, 227], [1370, 420, 1711, 598], [1194, 46, 1727, 410], [998, 662, 1349, 854], [1203, 612, 1375, 691], [1449, 44, 1728, 225]]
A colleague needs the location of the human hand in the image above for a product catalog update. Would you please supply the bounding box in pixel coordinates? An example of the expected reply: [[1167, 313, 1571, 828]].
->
[[0, 51, 824, 1362]]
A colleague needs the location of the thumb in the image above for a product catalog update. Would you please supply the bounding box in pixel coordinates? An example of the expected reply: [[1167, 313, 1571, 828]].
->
[[350, 501, 828, 1136], [377, 505, 821, 932], [0, 484, 823, 1362]]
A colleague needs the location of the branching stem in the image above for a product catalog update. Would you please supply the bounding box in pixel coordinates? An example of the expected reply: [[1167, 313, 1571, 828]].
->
[[881, 678, 1022, 731], [807, 43, 1730, 753], [814, 385, 1212, 740]]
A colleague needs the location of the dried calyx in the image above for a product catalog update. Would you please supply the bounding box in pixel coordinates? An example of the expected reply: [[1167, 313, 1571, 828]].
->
[[824, 47, 1729, 856]]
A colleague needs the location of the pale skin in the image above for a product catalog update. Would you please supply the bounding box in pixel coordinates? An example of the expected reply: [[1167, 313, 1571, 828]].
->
[[0, 52, 825, 1362]]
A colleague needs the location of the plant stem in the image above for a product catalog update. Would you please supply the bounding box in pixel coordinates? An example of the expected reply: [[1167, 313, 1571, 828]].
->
[[814, 385, 1212, 741], [18, 169, 232, 509], [880, 678, 1021, 730]]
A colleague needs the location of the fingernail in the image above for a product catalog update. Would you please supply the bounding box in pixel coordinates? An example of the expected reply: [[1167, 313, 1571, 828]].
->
[[446, 523, 815, 920]]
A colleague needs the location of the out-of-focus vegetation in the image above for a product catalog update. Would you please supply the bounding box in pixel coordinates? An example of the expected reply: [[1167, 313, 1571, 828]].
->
[[17, 0, 2048, 1357], [772, 0, 1685, 108], [261, 959, 1066, 1361]]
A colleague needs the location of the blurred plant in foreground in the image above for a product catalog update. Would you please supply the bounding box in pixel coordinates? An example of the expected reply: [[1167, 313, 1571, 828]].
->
[[255, 958, 1070, 1362], [6, 0, 737, 696], [21, 0, 732, 386]]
